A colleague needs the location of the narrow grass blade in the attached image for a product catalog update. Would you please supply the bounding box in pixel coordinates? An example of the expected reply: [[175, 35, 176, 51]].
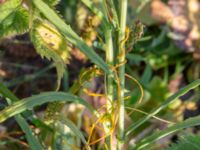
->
[[136, 0, 151, 13], [165, 135, 200, 150], [32, 0, 111, 74], [81, 0, 107, 24], [109, 0, 119, 27], [126, 79, 200, 136], [15, 115, 44, 150], [0, 83, 18, 102], [135, 115, 200, 150], [0, 92, 95, 123], [0, 83, 43, 150], [58, 116, 90, 150], [4, 64, 54, 87]]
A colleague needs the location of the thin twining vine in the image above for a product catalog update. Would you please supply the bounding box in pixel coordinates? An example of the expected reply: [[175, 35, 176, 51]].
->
[[63, 23, 143, 148], [79, 64, 173, 149], [126, 107, 174, 124], [118, 27, 130, 60], [75, 50, 175, 147], [74, 64, 144, 147]]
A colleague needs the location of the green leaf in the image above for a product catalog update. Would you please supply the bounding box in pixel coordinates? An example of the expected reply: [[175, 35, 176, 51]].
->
[[58, 116, 88, 148], [0, 83, 18, 102], [126, 79, 200, 136], [0, 0, 29, 37], [141, 65, 152, 85], [165, 135, 200, 150], [44, 0, 60, 6], [15, 115, 44, 150], [126, 54, 145, 65], [135, 116, 200, 150], [0, 92, 95, 123], [0, 83, 43, 150], [30, 19, 70, 89], [32, 0, 111, 74], [148, 76, 169, 102], [0, 0, 21, 21], [69, 67, 101, 94], [81, 0, 109, 28]]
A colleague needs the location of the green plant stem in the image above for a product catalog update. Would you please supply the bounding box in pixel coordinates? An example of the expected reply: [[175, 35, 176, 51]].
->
[[105, 28, 114, 109], [100, 1, 116, 149], [105, 28, 114, 149], [117, 0, 127, 149]]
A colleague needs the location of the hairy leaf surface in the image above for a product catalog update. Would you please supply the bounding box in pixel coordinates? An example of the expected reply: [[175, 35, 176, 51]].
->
[[32, 0, 111, 74], [30, 19, 70, 89]]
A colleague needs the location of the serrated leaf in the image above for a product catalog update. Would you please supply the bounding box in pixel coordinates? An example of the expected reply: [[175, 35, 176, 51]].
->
[[0, 0, 29, 37], [32, 0, 111, 74], [30, 19, 70, 89], [0, 0, 21, 21], [32, 19, 70, 63]]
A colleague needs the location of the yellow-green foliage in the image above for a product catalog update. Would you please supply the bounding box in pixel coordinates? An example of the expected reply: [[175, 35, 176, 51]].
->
[[30, 19, 70, 89], [0, 0, 29, 37], [44, 0, 60, 6]]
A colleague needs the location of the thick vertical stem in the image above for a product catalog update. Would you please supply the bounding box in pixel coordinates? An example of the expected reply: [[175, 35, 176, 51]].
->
[[105, 29, 114, 110], [105, 27, 114, 149], [117, 0, 127, 149]]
